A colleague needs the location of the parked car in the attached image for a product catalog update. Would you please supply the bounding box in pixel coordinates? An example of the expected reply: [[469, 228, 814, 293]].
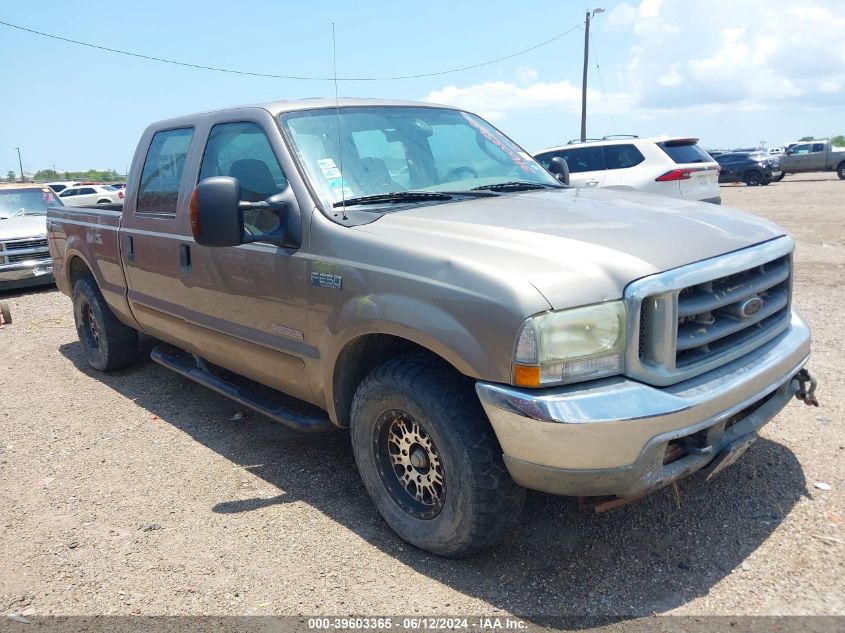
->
[[58, 184, 124, 205], [48, 98, 816, 557], [534, 136, 721, 204], [46, 181, 83, 193], [714, 152, 780, 186], [779, 139, 845, 179], [0, 184, 62, 290]]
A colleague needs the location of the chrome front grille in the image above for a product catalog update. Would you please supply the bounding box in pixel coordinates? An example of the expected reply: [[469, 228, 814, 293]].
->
[[625, 237, 794, 386], [0, 236, 50, 267], [6, 251, 51, 264], [675, 256, 790, 368], [4, 238, 48, 250]]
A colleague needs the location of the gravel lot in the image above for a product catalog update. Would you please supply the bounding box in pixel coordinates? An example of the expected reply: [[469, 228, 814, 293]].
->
[[1, 173, 843, 620]]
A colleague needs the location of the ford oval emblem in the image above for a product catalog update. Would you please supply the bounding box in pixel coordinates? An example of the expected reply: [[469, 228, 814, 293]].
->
[[739, 296, 764, 318]]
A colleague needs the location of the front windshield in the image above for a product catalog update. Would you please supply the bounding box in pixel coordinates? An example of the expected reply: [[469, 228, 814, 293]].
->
[[280, 106, 558, 209], [0, 187, 62, 219]]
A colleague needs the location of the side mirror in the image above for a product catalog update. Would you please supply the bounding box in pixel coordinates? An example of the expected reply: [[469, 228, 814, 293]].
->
[[189, 176, 291, 248], [548, 156, 570, 185], [190, 177, 245, 247]]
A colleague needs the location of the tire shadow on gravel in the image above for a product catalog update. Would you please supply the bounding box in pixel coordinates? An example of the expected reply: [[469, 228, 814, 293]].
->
[[59, 340, 809, 624]]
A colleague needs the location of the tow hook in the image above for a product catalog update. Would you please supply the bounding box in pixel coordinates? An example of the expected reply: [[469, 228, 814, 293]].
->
[[794, 368, 819, 407]]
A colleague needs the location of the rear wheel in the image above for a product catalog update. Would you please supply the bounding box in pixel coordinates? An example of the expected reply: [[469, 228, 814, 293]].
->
[[72, 276, 139, 371], [775, 173, 785, 182], [744, 171, 763, 186], [837, 162, 845, 180], [350, 353, 525, 557]]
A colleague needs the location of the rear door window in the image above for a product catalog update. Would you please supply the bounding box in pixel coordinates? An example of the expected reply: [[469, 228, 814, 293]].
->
[[603, 144, 645, 170], [551, 146, 606, 173], [811, 143, 825, 153], [657, 140, 712, 164], [137, 127, 194, 215]]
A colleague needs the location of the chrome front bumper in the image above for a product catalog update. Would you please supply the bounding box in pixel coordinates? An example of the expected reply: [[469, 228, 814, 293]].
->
[[476, 311, 812, 497], [0, 261, 54, 287]]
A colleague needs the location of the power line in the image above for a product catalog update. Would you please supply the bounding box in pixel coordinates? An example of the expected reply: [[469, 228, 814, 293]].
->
[[0, 19, 580, 82]]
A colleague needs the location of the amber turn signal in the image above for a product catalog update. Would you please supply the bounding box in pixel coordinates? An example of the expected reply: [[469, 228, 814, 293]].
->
[[189, 189, 201, 238], [513, 365, 541, 388]]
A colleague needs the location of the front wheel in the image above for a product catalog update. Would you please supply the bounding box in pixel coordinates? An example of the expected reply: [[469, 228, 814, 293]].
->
[[744, 171, 763, 186], [350, 353, 525, 557], [72, 276, 139, 371], [837, 162, 845, 180], [775, 173, 785, 181]]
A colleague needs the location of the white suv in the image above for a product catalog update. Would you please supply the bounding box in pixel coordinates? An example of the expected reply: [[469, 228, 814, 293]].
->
[[534, 136, 721, 204], [58, 184, 124, 205]]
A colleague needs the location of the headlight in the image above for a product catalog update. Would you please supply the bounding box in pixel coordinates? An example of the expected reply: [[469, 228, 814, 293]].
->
[[512, 301, 626, 387]]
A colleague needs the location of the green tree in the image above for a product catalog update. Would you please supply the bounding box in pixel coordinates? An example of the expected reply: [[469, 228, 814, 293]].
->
[[798, 136, 815, 142], [6, 170, 16, 182], [34, 169, 59, 181], [832, 135, 845, 147]]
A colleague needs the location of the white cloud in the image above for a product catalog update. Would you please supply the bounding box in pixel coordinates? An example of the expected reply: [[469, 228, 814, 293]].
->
[[424, 80, 634, 122], [424, 0, 845, 120]]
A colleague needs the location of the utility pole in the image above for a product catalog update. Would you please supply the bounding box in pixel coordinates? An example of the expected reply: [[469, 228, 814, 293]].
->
[[13, 147, 25, 182], [580, 8, 604, 142]]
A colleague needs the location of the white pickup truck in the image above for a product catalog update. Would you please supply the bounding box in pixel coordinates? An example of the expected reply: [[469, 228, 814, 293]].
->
[[0, 184, 60, 291]]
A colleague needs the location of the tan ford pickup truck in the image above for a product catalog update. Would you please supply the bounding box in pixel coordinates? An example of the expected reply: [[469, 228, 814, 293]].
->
[[47, 98, 818, 557]]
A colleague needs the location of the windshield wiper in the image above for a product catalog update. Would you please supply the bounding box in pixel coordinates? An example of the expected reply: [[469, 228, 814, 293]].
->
[[470, 181, 560, 192], [332, 191, 453, 208]]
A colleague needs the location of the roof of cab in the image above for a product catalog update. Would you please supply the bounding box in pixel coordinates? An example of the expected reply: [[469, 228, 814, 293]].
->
[[148, 97, 457, 130]]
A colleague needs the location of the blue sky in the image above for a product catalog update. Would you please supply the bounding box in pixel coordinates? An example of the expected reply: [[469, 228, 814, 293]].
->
[[1, 0, 843, 176]]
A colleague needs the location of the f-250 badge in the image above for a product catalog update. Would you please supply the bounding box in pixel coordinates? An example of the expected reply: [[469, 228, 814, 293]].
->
[[310, 271, 342, 290]]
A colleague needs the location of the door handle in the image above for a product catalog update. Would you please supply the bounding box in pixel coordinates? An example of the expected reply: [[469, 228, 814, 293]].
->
[[180, 243, 191, 272], [125, 235, 134, 262]]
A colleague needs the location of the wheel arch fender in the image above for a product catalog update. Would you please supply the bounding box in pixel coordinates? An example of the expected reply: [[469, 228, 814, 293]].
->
[[319, 294, 512, 427]]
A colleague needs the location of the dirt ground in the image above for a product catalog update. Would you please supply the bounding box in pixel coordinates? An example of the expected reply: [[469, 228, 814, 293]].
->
[[1, 173, 843, 621]]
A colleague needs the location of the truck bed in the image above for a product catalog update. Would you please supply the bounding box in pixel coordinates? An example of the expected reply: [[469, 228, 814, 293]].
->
[[47, 204, 136, 327]]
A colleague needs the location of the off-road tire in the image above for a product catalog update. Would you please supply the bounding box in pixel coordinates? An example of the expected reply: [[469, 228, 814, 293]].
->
[[837, 162, 845, 180], [0, 302, 11, 324], [72, 276, 139, 371], [350, 353, 525, 558], [775, 173, 785, 182], [744, 171, 763, 186]]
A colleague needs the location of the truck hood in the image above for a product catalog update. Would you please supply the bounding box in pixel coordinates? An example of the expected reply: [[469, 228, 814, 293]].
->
[[0, 215, 47, 241], [357, 188, 786, 309]]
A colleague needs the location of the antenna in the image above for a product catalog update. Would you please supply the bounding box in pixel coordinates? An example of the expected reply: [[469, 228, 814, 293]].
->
[[332, 22, 347, 220]]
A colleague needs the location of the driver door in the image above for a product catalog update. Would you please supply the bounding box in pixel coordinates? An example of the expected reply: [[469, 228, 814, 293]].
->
[[179, 118, 314, 403]]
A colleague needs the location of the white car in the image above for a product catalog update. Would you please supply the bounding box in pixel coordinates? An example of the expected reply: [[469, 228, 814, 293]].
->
[[534, 136, 721, 204], [46, 181, 83, 193], [58, 184, 124, 205]]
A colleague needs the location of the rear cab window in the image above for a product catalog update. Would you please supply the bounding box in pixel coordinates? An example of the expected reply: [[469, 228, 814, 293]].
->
[[657, 140, 713, 164], [137, 127, 194, 215]]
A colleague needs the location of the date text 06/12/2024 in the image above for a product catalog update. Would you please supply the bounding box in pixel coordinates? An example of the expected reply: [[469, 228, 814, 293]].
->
[[307, 617, 528, 630]]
